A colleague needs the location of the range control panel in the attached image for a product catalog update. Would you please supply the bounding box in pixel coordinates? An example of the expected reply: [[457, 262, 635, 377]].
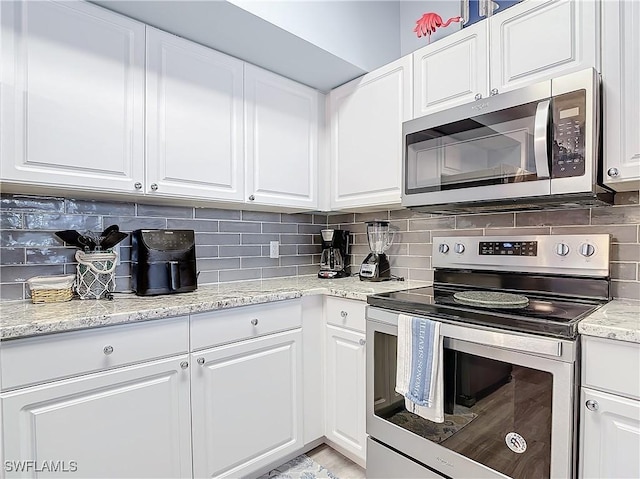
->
[[433, 235, 610, 277], [480, 241, 538, 256]]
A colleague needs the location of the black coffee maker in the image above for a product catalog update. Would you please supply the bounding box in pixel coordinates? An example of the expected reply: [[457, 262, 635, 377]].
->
[[318, 229, 350, 279]]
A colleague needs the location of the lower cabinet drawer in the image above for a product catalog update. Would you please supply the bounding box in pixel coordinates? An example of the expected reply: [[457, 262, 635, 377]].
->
[[325, 296, 366, 333], [0, 316, 189, 391], [582, 336, 640, 400], [190, 299, 302, 350]]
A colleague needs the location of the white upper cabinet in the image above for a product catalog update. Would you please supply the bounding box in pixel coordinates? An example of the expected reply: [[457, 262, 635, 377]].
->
[[0, 0, 145, 194], [146, 27, 244, 201], [601, 0, 640, 191], [414, 0, 599, 117], [489, 0, 599, 94], [328, 56, 412, 211], [244, 65, 319, 209], [413, 21, 489, 117]]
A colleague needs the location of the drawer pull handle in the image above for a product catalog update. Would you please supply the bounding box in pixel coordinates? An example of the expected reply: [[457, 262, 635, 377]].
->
[[359, 339, 366, 346], [180, 361, 189, 369], [103, 345, 114, 355], [340, 311, 348, 318], [586, 399, 599, 411], [251, 318, 259, 326], [197, 357, 205, 366]]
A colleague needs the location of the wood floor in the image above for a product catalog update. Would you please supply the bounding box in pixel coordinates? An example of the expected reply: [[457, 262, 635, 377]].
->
[[308, 444, 366, 479]]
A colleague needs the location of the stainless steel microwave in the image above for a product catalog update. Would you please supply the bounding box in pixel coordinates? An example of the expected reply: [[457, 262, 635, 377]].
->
[[402, 68, 614, 213]]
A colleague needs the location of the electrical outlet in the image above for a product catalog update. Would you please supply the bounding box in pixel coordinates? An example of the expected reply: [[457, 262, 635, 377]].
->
[[270, 241, 279, 259]]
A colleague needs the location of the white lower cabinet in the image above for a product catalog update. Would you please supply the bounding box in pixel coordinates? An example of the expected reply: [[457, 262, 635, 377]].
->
[[580, 388, 640, 479], [1, 356, 193, 478], [325, 324, 366, 466], [580, 336, 640, 479], [191, 329, 304, 478]]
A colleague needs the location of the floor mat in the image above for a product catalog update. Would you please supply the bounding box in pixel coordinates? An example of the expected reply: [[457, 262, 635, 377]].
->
[[258, 454, 339, 479]]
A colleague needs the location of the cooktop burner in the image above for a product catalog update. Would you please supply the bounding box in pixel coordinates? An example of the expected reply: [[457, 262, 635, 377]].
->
[[367, 285, 606, 339]]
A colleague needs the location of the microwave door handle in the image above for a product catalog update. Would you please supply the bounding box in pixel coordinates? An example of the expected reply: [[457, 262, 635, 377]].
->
[[534, 99, 551, 179]]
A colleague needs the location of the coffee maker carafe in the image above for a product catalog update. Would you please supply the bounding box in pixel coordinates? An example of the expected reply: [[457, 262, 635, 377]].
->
[[359, 221, 395, 281], [318, 229, 350, 279]]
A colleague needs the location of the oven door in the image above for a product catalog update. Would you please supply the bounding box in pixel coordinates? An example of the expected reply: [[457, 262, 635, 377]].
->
[[402, 80, 552, 209], [366, 306, 577, 479]]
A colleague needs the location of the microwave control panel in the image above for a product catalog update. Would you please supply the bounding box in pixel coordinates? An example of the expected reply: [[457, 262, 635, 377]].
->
[[551, 90, 586, 178]]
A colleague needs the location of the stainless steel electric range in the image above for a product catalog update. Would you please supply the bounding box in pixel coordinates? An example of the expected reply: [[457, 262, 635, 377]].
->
[[365, 234, 611, 479]]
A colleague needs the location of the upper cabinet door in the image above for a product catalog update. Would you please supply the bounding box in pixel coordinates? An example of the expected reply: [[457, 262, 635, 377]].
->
[[602, 0, 640, 192], [146, 28, 244, 201], [244, 65, 319, 209], [0, 0, 145, 194], [329, 56, 412, 211], [489, 0, 599, 95], [413, 21, 489, 117]]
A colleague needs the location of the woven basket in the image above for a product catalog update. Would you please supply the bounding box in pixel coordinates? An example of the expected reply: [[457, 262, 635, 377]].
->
[[26, 274, 76, 304]]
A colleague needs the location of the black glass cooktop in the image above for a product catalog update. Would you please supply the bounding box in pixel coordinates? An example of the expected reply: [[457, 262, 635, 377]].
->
[[367, 285, 607, 339]]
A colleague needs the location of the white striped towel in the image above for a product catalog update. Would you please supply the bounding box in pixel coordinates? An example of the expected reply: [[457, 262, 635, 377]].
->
[[395, 313, 444, 423]]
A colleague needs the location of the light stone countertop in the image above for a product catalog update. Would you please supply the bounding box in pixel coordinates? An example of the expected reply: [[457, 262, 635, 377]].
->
[[0, 276, 427, 341], [578, 299, 640, 344]]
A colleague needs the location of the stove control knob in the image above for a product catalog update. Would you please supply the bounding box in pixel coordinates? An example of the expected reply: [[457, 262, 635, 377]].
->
[[579, 243, 595, 257], [555, 243, 570, 256], [438, 243, 450, 254], [454, 243, 465, 254]]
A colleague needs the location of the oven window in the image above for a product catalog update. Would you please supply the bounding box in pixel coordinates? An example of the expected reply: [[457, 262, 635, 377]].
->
[[405, 101, 542, 194], [373, 331, 552, 478]]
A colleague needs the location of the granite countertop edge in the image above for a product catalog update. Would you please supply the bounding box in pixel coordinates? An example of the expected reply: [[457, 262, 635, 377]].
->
[[578, 299, 640, 344], [0, 276, 427, 341]]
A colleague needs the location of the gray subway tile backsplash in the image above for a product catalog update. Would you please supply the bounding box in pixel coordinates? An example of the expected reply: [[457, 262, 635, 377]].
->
[[1, 192, 639, 300]]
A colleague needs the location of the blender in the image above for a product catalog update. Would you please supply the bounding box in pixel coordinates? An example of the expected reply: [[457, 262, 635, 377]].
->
[[359, 221, 395, 281]]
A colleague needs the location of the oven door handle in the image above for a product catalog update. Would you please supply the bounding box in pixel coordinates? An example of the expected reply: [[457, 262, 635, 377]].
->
[[442, 323, 562, 357], [534, 99, 551, 180]]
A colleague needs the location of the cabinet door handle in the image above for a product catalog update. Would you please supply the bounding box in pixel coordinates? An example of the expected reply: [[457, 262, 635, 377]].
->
[[585, 399, 599, 411], [134, 182, 142, 190], [607, 167, 620, 178], [103, 345, 114, 355], [150, 183, 159, 191], [180, 361, 189, 369], [475, 93, 483, 100], [251, 318, 259, 326], [340, 311, 348, 318], [248, 195, 255, 201], [197, 357, 205, 366], [359, 339, 366, 346], [490, 88, 499, 96]]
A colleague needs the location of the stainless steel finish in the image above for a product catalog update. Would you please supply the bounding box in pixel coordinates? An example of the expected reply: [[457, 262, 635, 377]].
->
[[555, 242, 570, 256], [250, 318, 259, 326], [180, 361, 188, 369], [359, 338, 366, 346], [438, 243, 449, 254], [197, 357, 205, 365], [248, 195, 255, 201], [454, 243, 465, 254], [366, 306, 577, 479], [367, 438, 444, 479], [490, 88, 499, 96], [134, 182, 142, 190], [580, 243, 596, 257], [340, 310, 348, 318], [461, 0, 470, 25], [402, 68, 611, 213], [534, 99, 551, 179], [607, 167, 620, 177], [474, 93, 483, 100], [585, 399, 599, 411], [432, 234, 610, 277], [103, 345, 113, 355], [150, 183, 158, 191]]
